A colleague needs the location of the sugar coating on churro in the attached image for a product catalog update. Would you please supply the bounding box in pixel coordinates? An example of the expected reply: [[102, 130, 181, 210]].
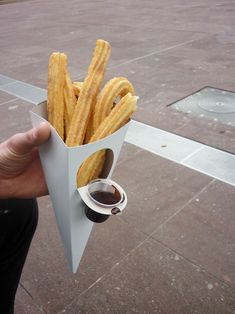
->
[[93, 77, 135, 131], [66, 40, 111, 147], [46, 40, 138, 187], [90, 93, 137, 143], [77, 150, 106, 187], [77, 93, 137, 187], [47, 52, 67, 140], [64, 70, 77, 138]]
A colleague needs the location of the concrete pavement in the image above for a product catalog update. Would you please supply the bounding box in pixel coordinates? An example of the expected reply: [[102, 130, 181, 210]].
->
[[0, 0, 235, 313]]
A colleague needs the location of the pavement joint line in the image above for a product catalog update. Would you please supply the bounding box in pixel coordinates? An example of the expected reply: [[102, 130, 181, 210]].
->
[[67, 179, 229, 305], [180, 146, 205, 163], [148, 178, 216, 236], [0, 74, 24, 86], [126, 120, 235, 187], [0, 74, 46, 93], [110, 180, 216, 272], [0, 97, 18, 107], [74, 180, 216, 301], [19, 283, 48, 314], [150, 236, 235, 292], [0, 87, 40, 105], [0, 74, 17, 86], [181, 162, 235, 187], [1, 74, 235, 187], [57, 272, 110, 313], [110, 38, 199, 69], [0, 81, 18, 88], [57, 219, 149, 313], [0, 78, 47, 105]]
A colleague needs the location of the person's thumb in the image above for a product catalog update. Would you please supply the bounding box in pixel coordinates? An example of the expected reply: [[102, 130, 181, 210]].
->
[[7, 122, 51, 155]]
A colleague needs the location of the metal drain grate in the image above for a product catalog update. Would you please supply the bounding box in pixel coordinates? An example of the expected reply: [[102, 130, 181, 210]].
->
[[170, 87, 235, 126]]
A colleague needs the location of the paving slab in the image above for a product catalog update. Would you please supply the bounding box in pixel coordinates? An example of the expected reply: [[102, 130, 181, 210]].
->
[[63, 238, 235, 314], [174, 119, 235, 154], [112, 149, 212, 235], [131, 85, 235, 154], [152, 180, 235, 288], [0, 98, 33, 136], [15, 285, 44, 314], [21, 193, 147, 313], [116, 141, 143, 166], [0, 0, 235, 313], [0, 80, 47, 104], [0, 121, 33, 144], [0, 90, 17, 105]]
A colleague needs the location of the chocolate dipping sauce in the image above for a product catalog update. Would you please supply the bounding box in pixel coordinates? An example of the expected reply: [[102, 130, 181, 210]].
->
[[90, 190, 120, 205]]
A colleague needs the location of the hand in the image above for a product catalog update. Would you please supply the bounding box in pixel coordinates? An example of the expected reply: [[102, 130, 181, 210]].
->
[[0, 122, 51, 199]]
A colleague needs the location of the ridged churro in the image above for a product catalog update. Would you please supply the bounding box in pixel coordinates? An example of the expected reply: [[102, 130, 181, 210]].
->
[[90, 93, 137, 143], [77, 149, 106, 188], [84, 112, 95, 144], [77, 93, 138, 187], [64, 70, 77, 137], [93, 77, 135, 131], [66, 40, 111, 147], [47, 52, 67, 140], [82, 77, 135, 180], [46, 40, 138, 188]]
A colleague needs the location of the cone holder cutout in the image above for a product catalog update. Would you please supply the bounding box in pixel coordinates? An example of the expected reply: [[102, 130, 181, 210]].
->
[[30, 101, 129, 273]]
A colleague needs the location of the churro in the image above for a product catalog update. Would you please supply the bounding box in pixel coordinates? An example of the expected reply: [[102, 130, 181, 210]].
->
[[66, 39, 111, 147], [64, 70, 77, 137], [93, 77, 135, 131], [90, 93, 137, 143], [82, 77, 135, 180], [84, 113, 95, 144], [46, 40, 138, 188], [47, 52, 67, 140], [77, 93, 137, 187]]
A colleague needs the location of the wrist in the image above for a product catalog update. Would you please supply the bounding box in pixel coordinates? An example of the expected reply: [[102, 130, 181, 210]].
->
[[0, 178, 18, 199]]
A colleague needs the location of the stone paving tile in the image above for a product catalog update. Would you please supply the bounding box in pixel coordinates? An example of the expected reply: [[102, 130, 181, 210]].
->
[[0, 1, 235, 313], [108, 50, 234, 98], [119, 76, 235, 154], [15, 285, 44, 314], [0, 57, 49, 87], [0, 74, 16, 86], [162, 36, 235, 92], [60, 0, 234, 35], [152, 180, 235, 288], [116, 142, 143, 166], [21, 194, 146, 313], [0, 10, 204, 86], [112, 149, 212, 235], [63, 238, 235, 314], [173, 114, 235, 154], [0, 121, 32, 143], [0, 98, 33, 134], [134, 100, 235, 155], [0, 90, 17, 105], [0, 99, 33, 132], [130, 85, 191, 129]]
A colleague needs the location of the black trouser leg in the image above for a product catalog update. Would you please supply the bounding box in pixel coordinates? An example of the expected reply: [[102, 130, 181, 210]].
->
[[0, 199, 38, 314]]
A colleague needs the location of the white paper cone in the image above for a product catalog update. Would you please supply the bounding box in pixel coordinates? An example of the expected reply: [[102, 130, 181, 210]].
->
[[30, 101, 129, 273]]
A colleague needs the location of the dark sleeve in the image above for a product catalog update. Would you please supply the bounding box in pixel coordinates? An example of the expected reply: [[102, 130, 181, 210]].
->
[[0, 198, 39, 314]]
